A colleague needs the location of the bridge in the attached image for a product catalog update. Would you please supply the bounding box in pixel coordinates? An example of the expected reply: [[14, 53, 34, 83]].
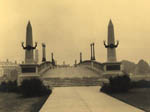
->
[[18, 59, 108, 87], [42, 61, 108, 87]]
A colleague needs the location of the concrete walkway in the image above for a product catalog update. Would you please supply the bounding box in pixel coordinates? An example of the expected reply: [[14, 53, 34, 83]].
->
[[40, 86, 144, 112]]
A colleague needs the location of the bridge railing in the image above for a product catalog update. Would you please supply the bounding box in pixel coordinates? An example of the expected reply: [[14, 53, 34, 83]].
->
[[79, 60, 104, 70], [78, 60, 104, 74], [38, 61, 52, 75]]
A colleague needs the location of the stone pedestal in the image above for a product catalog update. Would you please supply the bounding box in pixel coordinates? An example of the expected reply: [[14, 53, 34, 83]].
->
[[17, 64, 40, 85], [104, 62, 121, 71], [103, 62, 123, 77]]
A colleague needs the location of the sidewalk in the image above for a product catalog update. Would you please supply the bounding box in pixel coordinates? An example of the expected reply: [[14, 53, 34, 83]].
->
[[40, 86, 144, 112]]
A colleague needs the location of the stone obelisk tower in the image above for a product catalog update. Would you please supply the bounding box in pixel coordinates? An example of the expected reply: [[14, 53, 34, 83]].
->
[[18, 21, 39, 86], [103, 19, 122, 76], [22, 21, 37, 64], [104, 20, 119, 62]]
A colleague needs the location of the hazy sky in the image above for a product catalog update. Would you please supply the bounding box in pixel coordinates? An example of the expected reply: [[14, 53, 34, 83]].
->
[[0, 0, 150, 65]]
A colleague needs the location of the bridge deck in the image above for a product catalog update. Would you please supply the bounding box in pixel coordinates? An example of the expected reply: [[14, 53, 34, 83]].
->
[[42, 66, 101, 78]]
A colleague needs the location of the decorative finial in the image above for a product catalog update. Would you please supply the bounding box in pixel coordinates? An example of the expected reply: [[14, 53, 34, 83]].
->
[[42, 43, 46, 47], [109, 19, 113, 26], [27, 20, 32, 28], [28, 20, 30, 24]]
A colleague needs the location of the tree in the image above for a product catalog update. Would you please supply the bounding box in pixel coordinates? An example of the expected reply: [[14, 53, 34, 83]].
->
[[135, 59, 150, 75]]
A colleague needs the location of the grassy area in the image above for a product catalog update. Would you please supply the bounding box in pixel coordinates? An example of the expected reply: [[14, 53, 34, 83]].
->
[[110, 88, 150, 112], [0, 92, 49, 112]]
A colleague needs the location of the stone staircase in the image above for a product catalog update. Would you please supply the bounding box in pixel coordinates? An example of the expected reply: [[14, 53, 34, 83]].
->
[[43, 77, 108, 87]]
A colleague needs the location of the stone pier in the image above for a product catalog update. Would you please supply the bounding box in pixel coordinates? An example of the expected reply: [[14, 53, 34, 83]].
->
[[51, 52, 55, 66], [80, 52, 82, 63], [18, 21, 39, 85], [90, 43, 96, 61], [42, 43, 46, 62], [92, 43, 96, 60], [18, 21, 51, 85], [75, 60, 77, 67], [90, 44, 93, 60]]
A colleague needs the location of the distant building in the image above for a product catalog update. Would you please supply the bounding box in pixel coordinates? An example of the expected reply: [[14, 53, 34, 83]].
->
[[0, 61, 20, 81]]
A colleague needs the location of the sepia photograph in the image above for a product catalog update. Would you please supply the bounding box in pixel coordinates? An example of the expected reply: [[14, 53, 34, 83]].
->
[[0, 0, 150, 112]]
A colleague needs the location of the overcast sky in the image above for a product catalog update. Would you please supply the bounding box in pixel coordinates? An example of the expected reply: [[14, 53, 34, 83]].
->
[[0, 0, 150, 65]]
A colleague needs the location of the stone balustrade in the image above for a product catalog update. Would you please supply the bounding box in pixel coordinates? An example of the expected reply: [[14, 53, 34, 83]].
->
[[78, 60, 104, 71]]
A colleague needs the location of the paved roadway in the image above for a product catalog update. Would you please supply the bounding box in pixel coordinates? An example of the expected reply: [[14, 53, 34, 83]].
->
[[40, 86, 144, 112], [42, 66, 101, 78]]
